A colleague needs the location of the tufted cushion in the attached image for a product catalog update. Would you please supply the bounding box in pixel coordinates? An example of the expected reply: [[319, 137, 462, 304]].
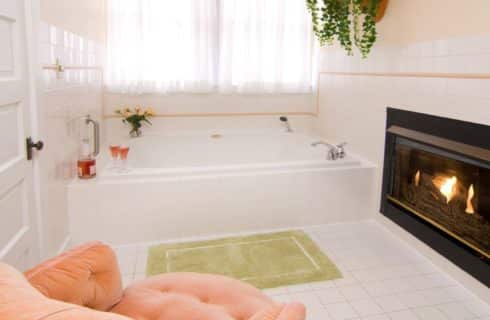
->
[[24, 241, 123, 311], [1, 241, 305, 320], [0, 263, 131, 320], [111, 272, 305, 320]]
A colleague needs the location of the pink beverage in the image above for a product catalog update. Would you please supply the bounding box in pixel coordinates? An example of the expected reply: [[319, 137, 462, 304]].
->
[[109, 145, 120, 159], [77, 158, 96, 179], [78, 139, 96, 179], [119, 146, 130, 160]]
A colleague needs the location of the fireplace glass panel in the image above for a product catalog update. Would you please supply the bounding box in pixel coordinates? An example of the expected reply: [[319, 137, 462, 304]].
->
[[389, 138, 490, 257]]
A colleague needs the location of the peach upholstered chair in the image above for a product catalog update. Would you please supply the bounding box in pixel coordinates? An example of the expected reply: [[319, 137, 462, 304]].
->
[[0, 241, 306, 320]]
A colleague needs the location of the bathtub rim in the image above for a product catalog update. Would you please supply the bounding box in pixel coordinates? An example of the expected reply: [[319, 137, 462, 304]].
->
[[69, 153, 376, 186]]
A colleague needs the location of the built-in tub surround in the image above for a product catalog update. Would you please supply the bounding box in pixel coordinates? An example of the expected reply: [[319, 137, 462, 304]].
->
[[68, 131, 375, 246]]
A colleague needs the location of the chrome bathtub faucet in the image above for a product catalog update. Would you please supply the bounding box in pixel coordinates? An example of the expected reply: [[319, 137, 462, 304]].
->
[[311, 141, 347, 160], [279, 116, 293, 133]]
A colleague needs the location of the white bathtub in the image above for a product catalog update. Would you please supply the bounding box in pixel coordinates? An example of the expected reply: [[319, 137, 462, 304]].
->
[[101, 132, 362, 179], [68, 132, 376, 245]]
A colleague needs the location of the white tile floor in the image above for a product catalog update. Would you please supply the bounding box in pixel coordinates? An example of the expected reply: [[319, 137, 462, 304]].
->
[[114, 220, 490, 320]]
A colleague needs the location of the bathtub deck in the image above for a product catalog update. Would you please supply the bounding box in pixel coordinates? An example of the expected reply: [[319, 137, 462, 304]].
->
[[114, 220, 489, 320]]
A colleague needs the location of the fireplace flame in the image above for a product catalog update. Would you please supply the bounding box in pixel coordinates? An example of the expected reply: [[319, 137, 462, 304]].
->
[[466, 184, 475, 214], [440, 176, 457, 204], [414, 170, 420, 186]]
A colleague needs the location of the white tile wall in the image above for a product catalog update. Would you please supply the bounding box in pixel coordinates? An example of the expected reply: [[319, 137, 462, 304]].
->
[[105, 115, 317, 143], [103, 92, 317, 143], [104, 92, 316, 116], [40, 22, 104, 91], [320, 36, 490, 75], [39, 22, 104, 257], [315, 35, 490, 304]]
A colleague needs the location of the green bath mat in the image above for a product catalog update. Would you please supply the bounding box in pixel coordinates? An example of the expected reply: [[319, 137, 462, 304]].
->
[[147, 230, 342, 289]]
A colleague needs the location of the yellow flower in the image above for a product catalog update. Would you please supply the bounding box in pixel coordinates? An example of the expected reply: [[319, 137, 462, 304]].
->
[[145, 107, 156, 116], [120, 107, 131, 118], [134, 105, 146, 116], [115, 108, 122, 115]]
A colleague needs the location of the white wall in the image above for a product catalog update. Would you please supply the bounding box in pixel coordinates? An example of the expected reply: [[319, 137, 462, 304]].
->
[[376, 0, 490, 45], [104, 92, 316, 141], [105, 116, 316, 146], [315, 0, 490, 302], [104, 93, 315, 116], [39, 0, 107, 257], [37, 22, 105, 257], [40, 0, 106, 43], [317, 39, 490, 163]]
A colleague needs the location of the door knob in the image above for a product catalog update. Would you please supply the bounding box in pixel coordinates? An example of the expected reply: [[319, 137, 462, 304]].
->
[[26, 137, 44, 160]]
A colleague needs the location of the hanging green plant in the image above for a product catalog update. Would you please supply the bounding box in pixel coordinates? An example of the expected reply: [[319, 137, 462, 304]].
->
[[306, 0, 383, 58]]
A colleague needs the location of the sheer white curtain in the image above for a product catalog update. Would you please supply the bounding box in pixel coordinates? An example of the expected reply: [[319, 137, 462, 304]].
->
[[106, 0, 217, 94], [106, 0, 314, 94], [218, 0, 314, 93]]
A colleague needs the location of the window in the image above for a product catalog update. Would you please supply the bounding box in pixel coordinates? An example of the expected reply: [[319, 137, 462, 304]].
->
[[106, 0, 314, 94]]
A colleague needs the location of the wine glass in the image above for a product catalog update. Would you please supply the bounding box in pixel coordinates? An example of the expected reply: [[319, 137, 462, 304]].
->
[[119, 144, 130, 172], [108, 144, 121, 170]]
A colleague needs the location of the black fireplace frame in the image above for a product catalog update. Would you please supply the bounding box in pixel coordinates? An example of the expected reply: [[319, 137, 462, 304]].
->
[[380, 108, 490, 286]]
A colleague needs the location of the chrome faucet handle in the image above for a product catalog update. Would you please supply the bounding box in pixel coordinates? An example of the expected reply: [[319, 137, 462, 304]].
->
[[312, 141, 339, 160], [327, 148, 337, 160], [280, 116, 293, 133], [311, 141, 334, 148], [85, 115, 100, 157], [336, 142, 347, 158]]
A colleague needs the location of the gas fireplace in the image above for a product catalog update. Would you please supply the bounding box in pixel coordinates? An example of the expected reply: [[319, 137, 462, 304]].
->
[[381, 108, 489, 286]]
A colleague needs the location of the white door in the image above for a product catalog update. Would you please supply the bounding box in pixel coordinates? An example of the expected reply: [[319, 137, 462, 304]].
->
[[0, 0, 41, 270]]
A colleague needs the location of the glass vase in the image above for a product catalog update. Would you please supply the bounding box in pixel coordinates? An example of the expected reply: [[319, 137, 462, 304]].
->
[[130, 126, 142, 138]]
